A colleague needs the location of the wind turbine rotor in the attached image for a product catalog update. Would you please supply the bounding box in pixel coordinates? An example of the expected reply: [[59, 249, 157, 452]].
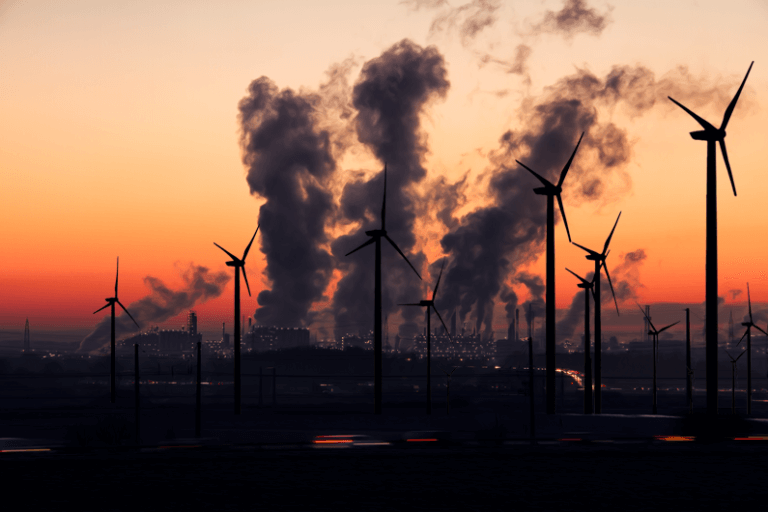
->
[[602, 212, 622, 256], [384, 234, 422, 280], [556, 194, 572, 242], [381, 164, 387, 231], [242, 265, 252, 297], [117, 300, 140, 328], [214, 242, 240, 262], [94, 302, 111, 315], [242, 224, 260, 261], [516, 160, 553, 189], [115, 257, 119, 296], [667, 97, 717, 132], [719, 140, 737, 196], [602, 259, 620, 316], [720, 61, 754, 130], [432, 259, 446, 300], [432, 306, 451, 341], [345, 236, 376, 257], [557, 131, 584, 188]]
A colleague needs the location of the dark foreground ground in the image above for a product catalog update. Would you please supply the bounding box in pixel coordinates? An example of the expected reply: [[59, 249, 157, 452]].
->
[[6, 442, 768, 511]]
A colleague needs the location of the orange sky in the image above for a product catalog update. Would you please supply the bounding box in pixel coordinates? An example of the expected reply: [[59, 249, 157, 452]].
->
[[1, 0, 768, 339]]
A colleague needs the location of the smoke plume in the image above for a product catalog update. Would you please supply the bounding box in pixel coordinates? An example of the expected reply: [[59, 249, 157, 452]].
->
[[331, 39, 449, 339], [529, 0, 613, 40], [239, 75, 339, 328], [79, 264, 230, 354]]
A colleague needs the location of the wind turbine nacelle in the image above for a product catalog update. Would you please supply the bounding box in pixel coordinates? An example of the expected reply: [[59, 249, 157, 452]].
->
[[690, 129, 722, 141], [226, 261, 238, 267], [365, 229, 384, 237], [533, 187, 550, 195]]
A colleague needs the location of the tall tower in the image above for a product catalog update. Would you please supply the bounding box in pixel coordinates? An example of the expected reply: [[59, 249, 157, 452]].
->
[[450, 309, 456, 337], [23, 319, 30, 353], [187, 311, 198, 337]]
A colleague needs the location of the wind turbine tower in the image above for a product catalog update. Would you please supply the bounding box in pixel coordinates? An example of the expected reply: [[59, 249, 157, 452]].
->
[[668, 61, 753, 415], [214, 224, 260, 415], [573, 213, 621, 414], [93, 257, 140, 404], [346, 165, 422, 414], [400, 259, 451, 415], [517, 132, 582, 414]]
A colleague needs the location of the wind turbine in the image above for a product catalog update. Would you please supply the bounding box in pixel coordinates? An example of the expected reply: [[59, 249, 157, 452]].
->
[[93, 257, 140, 404], [736, 283, 767, 415], [638, 304, 678, 414], [725, 349, 746, 415], [214, 224, 259, 415], [346, 165, 422, 414], [668, 61, 754, 415], [400, 259, 451, 415], [517, 132, 582, 414], [572, 212, 621, 414], [565, 267, 595, 414]]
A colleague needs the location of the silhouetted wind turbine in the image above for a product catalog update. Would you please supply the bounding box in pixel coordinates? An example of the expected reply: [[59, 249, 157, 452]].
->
[[638, 304, 678, 414], [725, 349, 746, 415], [517, 132, 582, 414], [736, 283, 767, 415], [214, 224, 259, 415], [93, 257, 140, 404], [565, 267, 595, 414], [572, 212, 621, 414], [400, 259, 451, 415], [346, 165, 422, 414], [669, 61, 753, 415]]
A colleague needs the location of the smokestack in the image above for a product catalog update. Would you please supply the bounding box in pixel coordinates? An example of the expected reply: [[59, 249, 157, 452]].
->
[[450, 309, 456, 337], [516, 308, 519, 342]]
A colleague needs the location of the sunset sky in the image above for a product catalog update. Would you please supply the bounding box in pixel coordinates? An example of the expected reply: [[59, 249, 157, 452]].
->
[[2, 0, 767, 344]]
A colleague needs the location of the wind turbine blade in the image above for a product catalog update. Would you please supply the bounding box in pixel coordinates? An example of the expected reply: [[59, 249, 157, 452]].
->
[[603, 211, 622, 255], [214, 243, 239, 261], [754, 325, 768, 337], [668, 96, 717, 131], [242, 224, 260, 261], [736, 328, 748, 347], [572, 241, 599, 257], [602, 262, 620, 316], [381, 163, 387, 231], [719, 140, 737, 197], [117, 300, 140, 328], [398, 303, 422, 306], [736, 350, 747, 361], [384, 235, 422, 280], [432, 259, 446, 300], [658, 321, 680, 334], [565, 267, 589, 286], [557, 131, 584, 188], [748, 282, 753, 323], [721, 61, 754, 130], [94, 303, 110, 315], [242, 266, 252, 297], [556, 193, 571, 242], [433, 306, 451, 342], [345, 236, 376, 257], [516, 160, 552, 188], [725, 350, 736, 362], [115, 257, 119, 296]]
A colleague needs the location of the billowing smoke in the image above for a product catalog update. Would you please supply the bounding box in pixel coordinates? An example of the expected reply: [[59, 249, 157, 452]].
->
[[331, 39, 449, 339], [529, 0, 613, 39], [79, 265, 230, 354], [426, 0, 502, 45], [435, 60, 744, 336], [239, 74, 340, 328], [556, 249, 647, 341]]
